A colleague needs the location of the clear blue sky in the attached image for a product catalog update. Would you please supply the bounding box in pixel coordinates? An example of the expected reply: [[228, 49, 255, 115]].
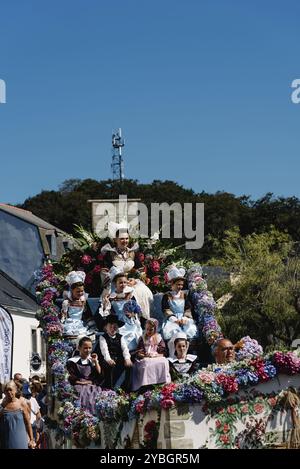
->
[[0, 0, 299, 204]]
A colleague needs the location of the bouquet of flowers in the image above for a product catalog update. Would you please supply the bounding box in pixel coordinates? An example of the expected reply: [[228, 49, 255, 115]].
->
[[235, 336, 263, 361]]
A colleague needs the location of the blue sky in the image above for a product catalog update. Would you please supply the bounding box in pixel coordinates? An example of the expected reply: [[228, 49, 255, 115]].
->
[[0, 0, 299, 204]]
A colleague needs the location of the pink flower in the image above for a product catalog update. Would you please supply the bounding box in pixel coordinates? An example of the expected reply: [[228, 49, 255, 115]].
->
[[220, 435, 230, 444], [227, 406, 236, 414], [215, 420, 222, 429], [150, 260, 160, 272], [135, 401, 145, 414], [161, 398, 175, 409], [223, 424, 230, 433], [93, 265, 102, 273], [81, 255, 93, 265], [198, 371, 215, 384], [241, 404, 249, 414], [254, 403, 264, 414]]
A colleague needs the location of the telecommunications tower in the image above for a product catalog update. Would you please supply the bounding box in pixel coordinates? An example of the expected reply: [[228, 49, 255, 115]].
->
[[111, 128, 125, 182]]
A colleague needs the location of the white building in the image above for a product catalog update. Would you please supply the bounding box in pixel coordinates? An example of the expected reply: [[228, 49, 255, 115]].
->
[[0, 204, 73, 383]]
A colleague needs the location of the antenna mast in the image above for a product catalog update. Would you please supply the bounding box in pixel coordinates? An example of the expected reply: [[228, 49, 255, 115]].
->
[[111, 128, 125, 182]]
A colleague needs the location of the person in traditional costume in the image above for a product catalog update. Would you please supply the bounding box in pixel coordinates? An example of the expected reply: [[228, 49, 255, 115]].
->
[[167, 332, 199, 380], [131, 318, 171, 392], [66, 336, 102, 414], [99, 267, 143, 351], [161, 266, 198, 341], [98, 315, 132, 390], [61, 271, 89, 337], [101, 221, 141, 276], [127, 273, 153, 321]]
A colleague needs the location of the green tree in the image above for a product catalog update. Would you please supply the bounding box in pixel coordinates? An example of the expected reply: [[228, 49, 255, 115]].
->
[[207, 227, 300, 349]]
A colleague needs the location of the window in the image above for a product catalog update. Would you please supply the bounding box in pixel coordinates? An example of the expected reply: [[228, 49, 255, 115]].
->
[[40, 334, 46, 361], [31, 328, 37, 354]]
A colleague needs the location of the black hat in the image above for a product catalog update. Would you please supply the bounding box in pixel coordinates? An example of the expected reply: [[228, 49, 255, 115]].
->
[[103, 314, 124, 328]]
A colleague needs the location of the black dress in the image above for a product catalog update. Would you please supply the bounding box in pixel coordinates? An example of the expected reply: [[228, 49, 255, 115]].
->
[[167, 354, 199, 380], [66, 357, 103, 414]]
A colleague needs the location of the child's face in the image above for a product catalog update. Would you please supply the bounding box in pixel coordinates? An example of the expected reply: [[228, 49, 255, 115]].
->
[[72, 286, 84, 300], [106, 323, 118, 336], [145, 322, 155, 337], [115, 276, 128, 292], [79, 340, 92, 359], [175, 340, 187, 359], [172, 280, 184, 292]]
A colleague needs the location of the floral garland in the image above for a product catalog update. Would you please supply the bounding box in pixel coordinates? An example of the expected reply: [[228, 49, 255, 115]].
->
[[48, 226, 195, 296], [35, 260, 300, 448], [187, 265, 223, 346]]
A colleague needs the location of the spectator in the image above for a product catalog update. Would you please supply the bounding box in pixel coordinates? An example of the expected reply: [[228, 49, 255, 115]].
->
[[213, 338, 236, 364], [0, 381, 35, 449]]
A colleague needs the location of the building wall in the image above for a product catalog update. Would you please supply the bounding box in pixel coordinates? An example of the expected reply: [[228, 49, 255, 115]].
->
[[0, 210, 45, 292], [11, 310, 46, 379]]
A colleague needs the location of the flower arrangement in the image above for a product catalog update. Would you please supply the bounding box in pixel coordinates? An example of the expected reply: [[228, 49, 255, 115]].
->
[[235, 336, 263, 361]]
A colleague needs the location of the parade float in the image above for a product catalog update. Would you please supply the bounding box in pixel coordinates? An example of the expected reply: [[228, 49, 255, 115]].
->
[[35, 228, 300, 450]]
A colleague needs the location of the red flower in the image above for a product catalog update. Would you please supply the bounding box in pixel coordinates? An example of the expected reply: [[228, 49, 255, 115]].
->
[[215, 420, 222, 429], [241, 404, 249, 414], [219, 435, 230, 444], [254, 403, 264, 414], [150, 260, 160, 272], [152, 276, 160, 286], [81, 255, 93, 265], [93, 265, 102, 273], [135, 401, 145, 414], [161, 398, 175, 409], [97, 254, 104, 261], [144, 420, 156, 433], [227, 406, 236, 414], [223, 424, 230, 433]]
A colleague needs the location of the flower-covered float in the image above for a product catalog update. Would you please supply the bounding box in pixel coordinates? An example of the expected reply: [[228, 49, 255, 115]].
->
[[36, 228, 300, 449]]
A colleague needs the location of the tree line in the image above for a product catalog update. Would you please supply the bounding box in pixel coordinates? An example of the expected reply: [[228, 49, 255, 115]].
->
[[20, 178, 300, 262]]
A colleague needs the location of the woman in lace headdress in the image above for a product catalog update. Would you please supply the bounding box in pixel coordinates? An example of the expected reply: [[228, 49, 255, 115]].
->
[[161, 266, 198, 341], [167, 332, 199, 380], [61, 271, 89, 337], [132, 318, 171, 392], [101, 221, 142, 274]]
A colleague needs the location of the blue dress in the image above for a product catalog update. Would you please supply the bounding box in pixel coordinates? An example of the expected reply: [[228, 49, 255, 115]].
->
[[0, 408, 28, 449], [161, 291, 198, 340], [111, 299, 143, 351]]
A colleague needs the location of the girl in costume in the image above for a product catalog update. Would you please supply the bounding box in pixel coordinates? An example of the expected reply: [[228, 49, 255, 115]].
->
[[167, 332, 199, 380], [132, 318, 171, 392], [61, 271, 89, 337], [66, 336, 102, 414], [99, 267, 143, 351], [161, 266, 198, 341]]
